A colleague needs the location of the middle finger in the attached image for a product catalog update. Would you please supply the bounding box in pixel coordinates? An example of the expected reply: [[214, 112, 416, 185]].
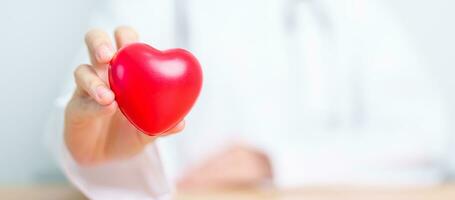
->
[[85, 28, 115, 67]]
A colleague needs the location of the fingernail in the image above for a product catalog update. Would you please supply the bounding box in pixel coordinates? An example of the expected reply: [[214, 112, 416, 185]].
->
[[95, 86, 113, 100], [96, 44, 114, 62]]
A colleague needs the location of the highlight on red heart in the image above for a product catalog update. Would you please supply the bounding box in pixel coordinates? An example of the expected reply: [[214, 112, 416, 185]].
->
[[109, 43, 203, 136]]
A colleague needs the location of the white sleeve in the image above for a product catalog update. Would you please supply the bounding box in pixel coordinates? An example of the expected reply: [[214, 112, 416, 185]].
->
[[44, 89, 171, 200]]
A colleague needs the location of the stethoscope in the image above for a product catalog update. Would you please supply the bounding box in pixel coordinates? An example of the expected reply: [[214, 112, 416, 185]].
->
[[287, 0, 367, 131], [172, 0, 366, 131], [173, 0, 190, 48]]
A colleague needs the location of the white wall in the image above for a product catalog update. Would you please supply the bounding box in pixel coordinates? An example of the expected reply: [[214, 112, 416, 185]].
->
[[0, 0, 454, 184], [0, 0, 94, 184]]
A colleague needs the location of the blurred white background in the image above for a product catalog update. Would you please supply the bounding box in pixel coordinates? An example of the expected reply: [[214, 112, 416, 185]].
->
[[0, 0, 454, 185]]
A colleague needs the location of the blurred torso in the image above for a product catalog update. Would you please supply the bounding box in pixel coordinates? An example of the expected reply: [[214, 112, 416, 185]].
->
[[97, 0, 448, 186]]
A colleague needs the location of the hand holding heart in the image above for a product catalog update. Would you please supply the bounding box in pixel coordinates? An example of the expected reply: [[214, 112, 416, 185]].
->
[[64, 27, 199, 165]]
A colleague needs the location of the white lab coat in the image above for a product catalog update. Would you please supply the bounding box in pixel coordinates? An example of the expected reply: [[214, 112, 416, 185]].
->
[[46, 0, 450, 199]]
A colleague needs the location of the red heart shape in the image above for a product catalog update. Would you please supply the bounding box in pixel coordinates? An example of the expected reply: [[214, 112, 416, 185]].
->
[[109, 43, 203, 136]]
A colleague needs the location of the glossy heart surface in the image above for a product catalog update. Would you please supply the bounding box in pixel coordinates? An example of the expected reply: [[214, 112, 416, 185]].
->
[[109, 43, 203, 135]]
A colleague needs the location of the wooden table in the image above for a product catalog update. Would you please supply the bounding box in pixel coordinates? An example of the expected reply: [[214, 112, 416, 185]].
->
[[2, 185, 455, 200]]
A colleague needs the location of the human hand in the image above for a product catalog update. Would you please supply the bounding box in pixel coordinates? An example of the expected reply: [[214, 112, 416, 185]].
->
[[64, 26, 184, 166], [177, 144, 273, 190]]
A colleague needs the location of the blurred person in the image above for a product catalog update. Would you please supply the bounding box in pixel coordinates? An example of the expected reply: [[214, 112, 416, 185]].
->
[[46, 0, 450, 199]]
